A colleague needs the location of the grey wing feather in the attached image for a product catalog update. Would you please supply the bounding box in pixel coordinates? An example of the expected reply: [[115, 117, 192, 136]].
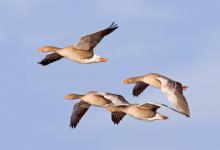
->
[[132, 81, 149, 97], [164, 80, 190, 117], [74, 22, 118, 50], [147, 101, 185, 115], [69, 101, 91, 128], [139, 103, 161, 111], [173, 82, 190, 117], [95, 92, 129, 104]]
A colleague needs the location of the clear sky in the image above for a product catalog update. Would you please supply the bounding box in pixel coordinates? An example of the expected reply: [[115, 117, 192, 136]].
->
[[1, 0, 220, 150]]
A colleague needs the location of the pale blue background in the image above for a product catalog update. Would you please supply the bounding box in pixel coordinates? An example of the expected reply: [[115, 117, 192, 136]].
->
[[1, 0, 219, 149]]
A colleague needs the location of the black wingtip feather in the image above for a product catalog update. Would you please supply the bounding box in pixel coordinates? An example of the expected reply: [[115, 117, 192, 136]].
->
[[132, 82, 149, 97], [109, 22, 118, 28], [109, 22, 115, 27], [132, 90, 141, 97], [69, 117, 78, 128], [38, 61, 48, 66], [111, 112, 126, 125], [69, 104, 90, 129], [132, 87, 145, 97], [185, 113, 190, 118], [108, 22, 118, 29], [69, 123, 76, 128]]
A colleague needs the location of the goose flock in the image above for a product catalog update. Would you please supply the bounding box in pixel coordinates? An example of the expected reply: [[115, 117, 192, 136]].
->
[[38, 22, 190, 128]]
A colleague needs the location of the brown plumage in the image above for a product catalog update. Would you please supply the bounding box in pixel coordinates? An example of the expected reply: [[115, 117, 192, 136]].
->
[[123, 73, 190, 117], [38, 22, 118, 65], [65, 91, 129, 128], [106, 102, 170, 122], [162, 80, 190, 117], [74, 22, 118, 51]]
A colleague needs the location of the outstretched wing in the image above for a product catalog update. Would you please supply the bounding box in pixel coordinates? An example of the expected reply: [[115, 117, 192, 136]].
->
[[74, 22, 118, 50], [157, 77, 190, 117], [166, 81, 190, 117], [147, 101, 186, 115], [132, 81, 149, 97], [38, 52, 63, 66], [69, 101, 91, 128]]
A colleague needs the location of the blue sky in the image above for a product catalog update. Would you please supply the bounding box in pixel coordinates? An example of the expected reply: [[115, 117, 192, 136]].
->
[[1, 0, 220, 149]]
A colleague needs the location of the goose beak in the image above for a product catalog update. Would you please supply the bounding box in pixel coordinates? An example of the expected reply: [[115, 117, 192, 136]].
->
[[37, 48, 43, 52], [123, 79, 128, 84], [64, 95, 71, 100], [99, 57, 108, 62], [37, 47, 45, 52]]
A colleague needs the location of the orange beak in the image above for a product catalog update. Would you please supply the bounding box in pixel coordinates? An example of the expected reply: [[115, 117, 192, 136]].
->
[[99, 57, 108, 62], [64, 95, 71, 100], [37, 47, 44, 52], [123, 79, 129, 84]]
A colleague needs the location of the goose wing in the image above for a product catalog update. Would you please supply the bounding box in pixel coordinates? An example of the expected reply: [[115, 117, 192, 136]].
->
[[139, 102, 161, 111], [109, 104, 129, 124], [69, 101, 91, 128], [156, 77, 190, 117], [111, 112, 126, 124], [74, 22, 118, 50], [95, 92, 128, 124], [95, 92, 129, 104], [38, 52, 63, 66], [147, 101, 186, 115], [132, 81, 149, 97]]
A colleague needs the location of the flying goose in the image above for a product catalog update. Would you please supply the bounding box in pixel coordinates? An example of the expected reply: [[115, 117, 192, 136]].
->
[[38, 22, 118, 66], [64, 91, 129, 128], [106, 102, 180, 122], [123, 73, 190, 117]]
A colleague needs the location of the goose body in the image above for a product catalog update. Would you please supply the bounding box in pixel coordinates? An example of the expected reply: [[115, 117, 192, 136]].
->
[[38, 22, 118, 66], [64, 91, 129, 128], [55, 47, 94, 63], [123, 73, 190, 117], [106, 102, 170, 122]]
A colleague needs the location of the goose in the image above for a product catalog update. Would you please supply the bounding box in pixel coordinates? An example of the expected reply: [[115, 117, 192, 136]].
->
[[123, 73, 190, 117], [64, 91, 129, 128], [106, 101, 180, 122], [37, 22, 118, 66]]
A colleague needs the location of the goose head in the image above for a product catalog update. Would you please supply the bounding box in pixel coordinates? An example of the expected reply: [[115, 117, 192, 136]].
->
[[37, 45, 59, 52], [64, 93, 82, 100], [123, 77, 140, 84]]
